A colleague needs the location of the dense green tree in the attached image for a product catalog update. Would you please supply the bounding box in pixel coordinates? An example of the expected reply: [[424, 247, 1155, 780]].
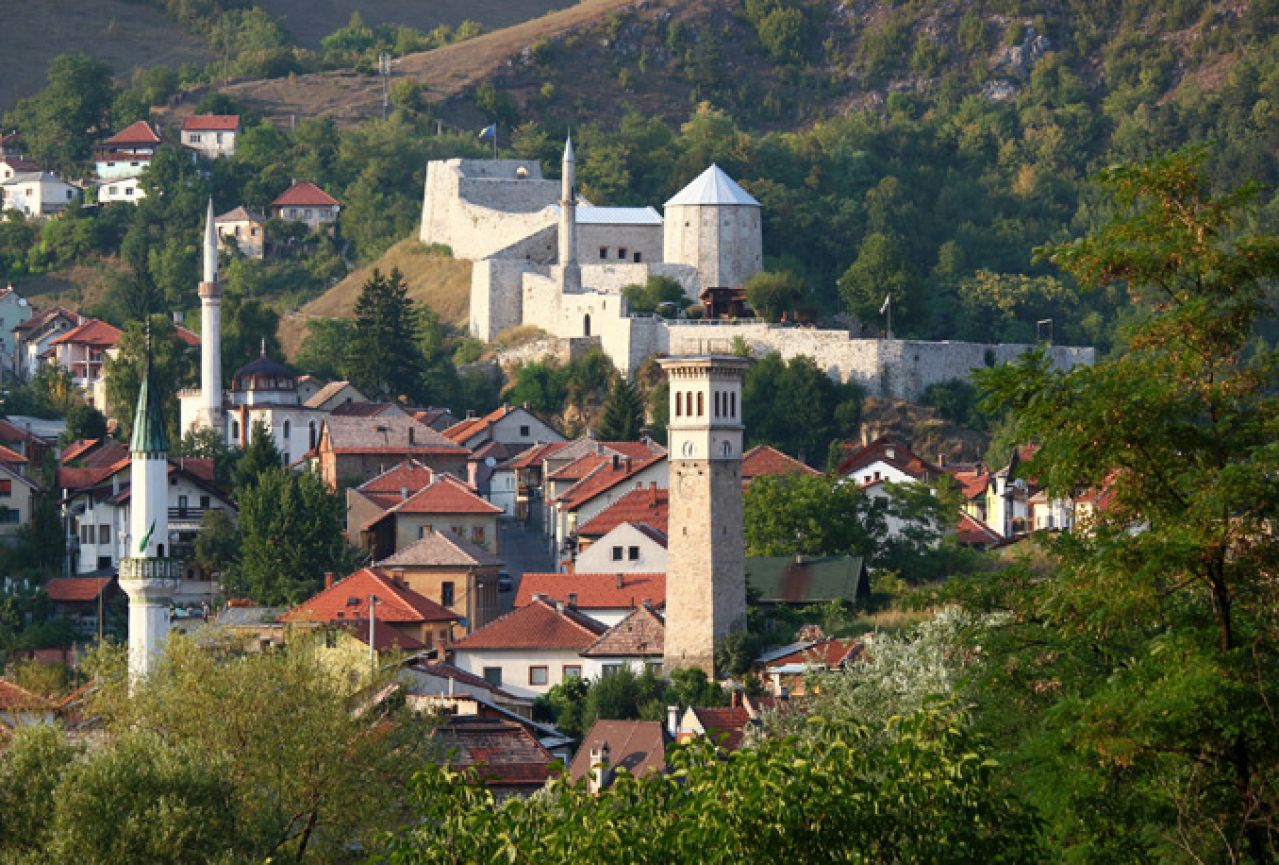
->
[[743, 269, 807, 321], [61, 403, 107, 442], [744, 473, 881, 558], [621, 275, 689, 316], [838, 232, 920, 334], [103, 315, 196, 441], [596, 377, 645, 441], [293, 318, 352, 381], [176, 427, 240, 486], [966, 149, 1279, 862], [742, 353, 862, 464], [235, 468, 356, 605], [343, 267, 427, 403], [0, 725, 80, 859], [5, 54, 116, 174], [232, 419, 282, 491], [220, 294, 282, 379]]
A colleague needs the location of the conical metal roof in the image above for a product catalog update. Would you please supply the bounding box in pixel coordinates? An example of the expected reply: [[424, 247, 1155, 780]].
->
[[664, 164, 760, 207], [130, 331, 169, 456]]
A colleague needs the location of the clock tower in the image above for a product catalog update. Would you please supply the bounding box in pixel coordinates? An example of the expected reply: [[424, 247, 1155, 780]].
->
[[659, 355, 750, 676]]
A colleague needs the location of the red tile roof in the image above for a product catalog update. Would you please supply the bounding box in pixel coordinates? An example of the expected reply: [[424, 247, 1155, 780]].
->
[[510, 440, 571, 470], [271, 180, 339, 208], [0, 418, 40, 445], [688, 706, 751, 751], [835, 434, 943, 482], [175, 325, 200, 347], [0, 443, 26, 465], [44, 576, 114, 602], [102, 120, 162, 146], [955, 513, 1002, 546], [357, 459, 435, 496], [57, 456, 130, 491], [59, 438, 101, 463], [453, 596, 606, 650], [946, 465, 990, 500], [48, 318, 122, 348], [576, 484, 668, 538], [555, 454, 665, 511], [741, 445, 818, 480], [515, 572, 665, 611], [581, 604, 664, 658], [365, 475, 501, 528], [442, 405, 513, 444], [0, 678, 52, 712], [281, 567, 459, 625], [182, 114, 240, 131], [761, 637, 862, 670], [337, 620, 427, 652]]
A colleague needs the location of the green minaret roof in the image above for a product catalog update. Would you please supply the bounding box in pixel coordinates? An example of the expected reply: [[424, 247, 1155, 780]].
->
[[130, 327, 169, 456]]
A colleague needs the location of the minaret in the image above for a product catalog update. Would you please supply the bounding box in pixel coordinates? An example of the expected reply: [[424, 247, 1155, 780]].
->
[[558, 135, 580, 292], [197, 199, 223, 430], [118, 327, 180, 685], [659, 355, 751, 677]]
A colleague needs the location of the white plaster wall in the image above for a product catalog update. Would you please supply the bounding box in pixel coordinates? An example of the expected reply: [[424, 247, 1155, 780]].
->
[[419, 160, 558, 260], [576, 523, 667, 574], [452, 646, 596, 700]]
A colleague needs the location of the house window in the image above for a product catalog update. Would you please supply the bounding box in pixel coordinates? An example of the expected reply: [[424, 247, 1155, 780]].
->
[[190, 133, 202, 143], [599, 247, 608, 259], [283, 420, 291, 439], [519, 425, 530, 437], [231, 420, 240, 440], [563, 665, 582, 679], [124, 187, 132, 196], [602, 663, 622, 676], [529, 666, 548, 686], [633, 251, 642, 263], [482, 667, 503, 686], [441, 582, 455, 607], [85, 524, 96, 544], [178, 495, 188, 516], [108, 186, 117, 195], [100, 525, 110, 544], [200, 495, 210, 509], [618, 248, 627, 260], [309, 421, 317, 449], [628, 546, 640, 561], [471, 526, 485, 546], [0, 479, 11, 497], [611, 545, 623, 561], [0, 508, 18, 524], [451, 525, 463, 538]]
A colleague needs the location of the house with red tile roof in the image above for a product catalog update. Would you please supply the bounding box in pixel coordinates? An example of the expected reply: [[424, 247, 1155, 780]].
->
[[535, 437, 665, 532], [515, 572, 665, 627], [569, 719, 668, 790], [741, 445, 819, 485], [955, 512, 1003, 548], [347, 459, 437, 540], [47, 318, 121, 409], [580, 603, 664, 671], [548, 452, 668, 562], [835, 434, 944, 487], [214, 205, 266, 258], [574, 521, 667, 575], [576, 482, 668, 544], [94, 120, 163, 180], [281, 566, 459, 652], [360, 472, 502, 561], [377, 531, 504, 634], [270, 180, 340, 232], [43, 576, 120, 635], [14, 305, 81, 382], [675, 704, 753, 751], [432, 716, 557, 798], [451, 596, 608, 699], [986, 444, 1044, 538], [180, 114, 240, 158], [443, 404, 564, 450], [403, 660, 531, 717], [316, 415, 469, 490], [945, 463, 992, 523]]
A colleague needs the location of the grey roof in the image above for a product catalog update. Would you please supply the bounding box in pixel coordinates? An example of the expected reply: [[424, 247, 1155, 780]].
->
[[215, 205, 264, 224], [3, 171, 73, 186], [322, 414, 466, 453], [377, 530, 503, 569], [551, 204, 662, 225], [216, 606, 286, 627], [664, 164, 760, 208], [745, 555, 869, 604]]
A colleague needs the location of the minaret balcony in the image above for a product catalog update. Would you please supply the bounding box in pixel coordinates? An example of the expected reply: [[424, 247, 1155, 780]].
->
[[119, 557, 184, 580]]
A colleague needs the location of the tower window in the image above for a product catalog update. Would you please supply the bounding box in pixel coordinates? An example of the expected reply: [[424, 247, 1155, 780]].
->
[[714, 391, 721, 417], [599, 247, 608, 259], [633, 252, 642, 263], [697, 391, 704, 417], [731, 392, 737, 417], [618, 248, 627, 260], [675, 392, 682, 417]]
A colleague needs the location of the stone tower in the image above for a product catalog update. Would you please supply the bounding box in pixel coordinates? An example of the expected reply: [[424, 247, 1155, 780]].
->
[[663, 164, 762, 289], [558, 135, 580, 292], [118, 331, 180, 684], [197, 198, 223, 430], [660, 355, 750, 676]]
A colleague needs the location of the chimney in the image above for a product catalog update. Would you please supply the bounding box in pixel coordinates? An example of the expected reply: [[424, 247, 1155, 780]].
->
[[567, 592, 578, 607], [400, 486, 408, 501], [555, 599, 565, 615], [391, 568, 405, 585], [611, 454, 620, 470], [587, 741, 612, 794], [937, 453, 946, 467], [666, 705, 680, 738], [324, 572, 334, 590], [649, 481, 658, 504], [623, 456, 632, 471], [615, 573, 624, 589]]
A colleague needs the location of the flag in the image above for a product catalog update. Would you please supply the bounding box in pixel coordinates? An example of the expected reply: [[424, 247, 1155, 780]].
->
[[879, 294, 891, 315], [478, 124, 497, 141]]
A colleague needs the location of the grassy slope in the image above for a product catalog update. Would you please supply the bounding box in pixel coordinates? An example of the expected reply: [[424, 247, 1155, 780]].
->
[[16, 260, 127, 313], [277, 239, 471, 359], [1, 0, 212, 114], [220, 0, 649, 126]]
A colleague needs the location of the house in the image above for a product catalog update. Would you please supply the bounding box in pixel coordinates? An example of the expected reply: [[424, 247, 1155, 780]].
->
[[955, 512, 1004, 549], [347, 460, 437, 540], [269, 180, 340, 232], [945, 463, 991, 523], [0, 417, 53, 467], [315, 414, 470, 490], [281, 566, 459, 653], [214, 206, 266, 258], [94, 120, 162, 180], [0, 286, 32, 373], [835, 434, 944, 487], [376, 531, 504, 633], [180, 115, 240, 158], [411, 407, 460, 432], [757, 637, 862, 696], [549, 452, 668, 561], [575, 482, 669, 550], [740, 444, 819, 486], [515, 572, 665, 628], [303, 380, 369, 412], [360, 473, 503, 559], [402, 660, 532, 718], [574, 522, 667, 574], [0, 678, 56, 730], [0, 171, 80, 217], [451, 596, 607, 700], [46, 318, 121, 408], [13, 305, 80, 382], [213, 601, 287, 651], [579, 603, 665, 676], [536, 438, 665, 533], [480, 442, 523, 517], [745, 554, 870, 607], [674, 704, 753, 751], [986, 445, 1040, 538], [1030, 488, 1074, 533], [0, 462, 40, 539], [509, 440, 570, 523], [95, 174, 146, 205], [431, 716, 557, 798], [0, 155, 38, 182], [43, 576, 119, 636], [442, 404, 564, 451], [569, 719, 668, 790]]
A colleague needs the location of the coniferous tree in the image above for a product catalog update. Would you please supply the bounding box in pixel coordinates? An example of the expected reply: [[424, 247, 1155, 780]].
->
[[343, 267, 427, 403], [596, 377, 645, 441], [231, 419, 281, 491]]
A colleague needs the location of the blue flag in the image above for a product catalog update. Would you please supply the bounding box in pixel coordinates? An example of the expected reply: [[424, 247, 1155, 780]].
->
[[478, 124, 497, 141]]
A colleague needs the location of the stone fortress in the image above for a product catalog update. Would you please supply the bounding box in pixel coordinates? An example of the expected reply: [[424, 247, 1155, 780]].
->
[[420, 139, 1093, 396]]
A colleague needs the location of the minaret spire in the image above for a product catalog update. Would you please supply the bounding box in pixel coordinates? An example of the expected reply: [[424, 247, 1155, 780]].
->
[[197, 198, 224, 433], [558, 134, 580, 292], [202, 198, 217, 285]]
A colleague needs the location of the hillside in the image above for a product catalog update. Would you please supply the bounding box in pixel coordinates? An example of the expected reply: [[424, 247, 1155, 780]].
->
[[278, 240, 471, 359], [2, 0, 212, 114]]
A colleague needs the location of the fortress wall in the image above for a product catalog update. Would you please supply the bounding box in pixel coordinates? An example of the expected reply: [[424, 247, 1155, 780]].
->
[[580, 263, 652, 294], [664, 205, 762, 288], [419, 159, 558, 260], [577, 223, 663, 266], [472, 259, 547, 341], [456, 177, 558, 213], [522, 273, 567, 334], [649, 263, 701, 300]]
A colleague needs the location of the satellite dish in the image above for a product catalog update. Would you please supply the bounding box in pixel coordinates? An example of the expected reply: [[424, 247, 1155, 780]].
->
[[484, 456, 497, 468], [17, 298, 27, 306]]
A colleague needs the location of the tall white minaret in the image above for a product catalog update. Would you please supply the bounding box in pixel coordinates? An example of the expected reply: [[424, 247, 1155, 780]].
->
[[559, 135, 580, 292], [118, 327, 179, 685], [197, 199, 223, 430]]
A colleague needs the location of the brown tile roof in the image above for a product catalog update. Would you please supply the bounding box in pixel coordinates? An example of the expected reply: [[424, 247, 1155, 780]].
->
[[48, 318, 121, 348], [555, 454, 665, 511], [337, 620, 426, 653], [576, 484, 668, 538], [835, 434, 943, 482], [44, 576, 114, 602], [741, 445, 818, 480], [322, 415, 466, 456], [59, 438, 102, 463], [102, 120, 162, 146], [377, 530, 503, 569], [761, 637, 862, 670], [955, 513, 1002, 546], [946, 465, 990, 500], [0, 418, 41, 445], [57, 456, 129, 491], [271, 180, 339, 208], [411, 407, 458, 430], [328, 401, 399, 418], [215, 205, 264, 224], [442, 405, 515, 444], [182, 114, 240, 131], [434, 716, 555, 789], [357, 459, 435, 496], [281, 567, 459, 625], [453, 596, 606, 650], [0, 443, 26, 465], [581, 604, 664, 658], [515, 572, 665, 611], [13, 305, 78, 333], [569, 720, 667, 783], [509, 440, 571, 470], [0, 678, 53, 712], [412, 661, 522, 702]]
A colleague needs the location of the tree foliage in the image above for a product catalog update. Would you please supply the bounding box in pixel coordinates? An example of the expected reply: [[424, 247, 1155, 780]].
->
[[103, 314, 197, 443], [596, 376, 645, 441], [741, 353, 862, 464], [343, 267, 427, 404]]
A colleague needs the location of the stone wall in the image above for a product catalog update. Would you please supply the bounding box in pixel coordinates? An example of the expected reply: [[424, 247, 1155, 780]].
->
[[578, 223, 663, 266], [419, 159, 558, 260], [663, 204, 762, 288]]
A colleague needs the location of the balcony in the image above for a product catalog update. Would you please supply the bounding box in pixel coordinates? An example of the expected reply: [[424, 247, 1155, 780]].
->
[[168, 506, 226, 522], [119, 557, 183, 580]]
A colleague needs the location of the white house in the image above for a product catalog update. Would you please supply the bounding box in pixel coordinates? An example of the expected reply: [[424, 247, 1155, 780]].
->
[[46, 318, 121, 409], [442, 404, 565, 451], [0, 156, 38, 182], [12, 305, 79, 382], [96, 175, 146, 205], [180, 115, 240, 159], [548, 454, 668, 558], [269, 180, 340, 232], [574, 522, 667, 575], [215, 206, 266, 258], [0, 171, 80, 217], [94, 120, 162, 180]]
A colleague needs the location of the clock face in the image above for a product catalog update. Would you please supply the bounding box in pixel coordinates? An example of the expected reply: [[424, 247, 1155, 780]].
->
[[681, 439, 695, 458]]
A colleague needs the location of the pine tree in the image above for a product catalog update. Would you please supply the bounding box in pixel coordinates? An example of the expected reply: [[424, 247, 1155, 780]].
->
[[596, 377, 645, 441], [231, 419, 281, 491], [343, 267, 427, 403]]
